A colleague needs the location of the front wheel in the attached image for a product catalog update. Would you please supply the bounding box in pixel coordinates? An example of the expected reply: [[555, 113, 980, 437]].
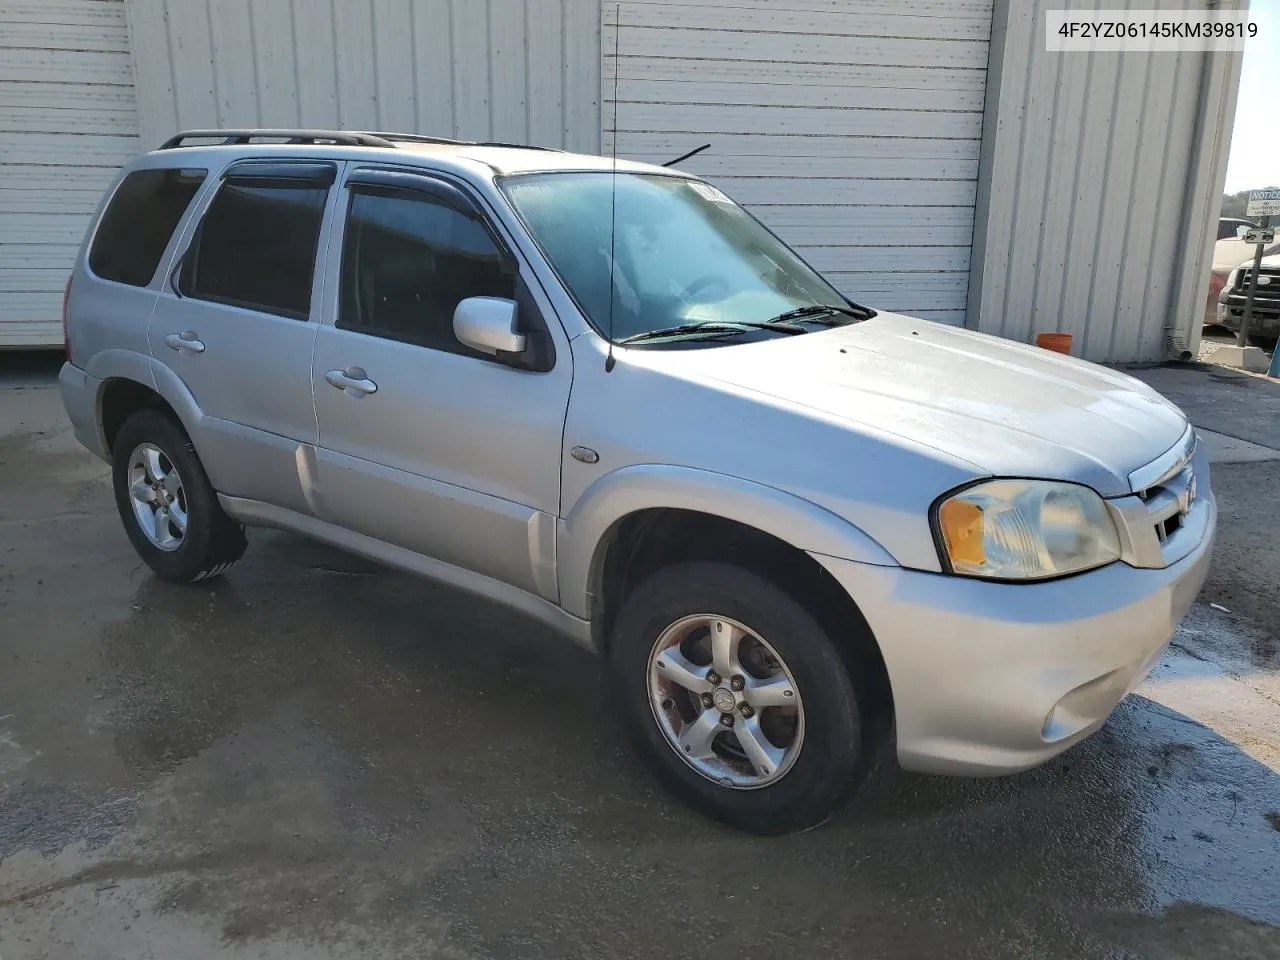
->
[[611, 561, 872, 834]]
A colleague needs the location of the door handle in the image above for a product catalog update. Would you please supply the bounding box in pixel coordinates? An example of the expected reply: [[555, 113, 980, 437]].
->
[[163, 331, 205, 353], [325, 367, 378, 397]]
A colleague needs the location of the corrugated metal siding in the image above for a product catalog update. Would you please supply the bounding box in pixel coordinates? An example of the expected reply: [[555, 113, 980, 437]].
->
[[125, 0, 601, 153], [967, 0, 1244, 362], [0, 0, 141, 347], [603, 0, 994, 324]]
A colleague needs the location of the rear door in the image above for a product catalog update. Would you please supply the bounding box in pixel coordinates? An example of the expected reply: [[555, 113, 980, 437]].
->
[[310, 168, 571, 599], [150, 160, 341, 514]]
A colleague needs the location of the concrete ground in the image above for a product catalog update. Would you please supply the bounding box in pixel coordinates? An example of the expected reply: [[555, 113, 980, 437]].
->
[[1, 353, 1278, 960]]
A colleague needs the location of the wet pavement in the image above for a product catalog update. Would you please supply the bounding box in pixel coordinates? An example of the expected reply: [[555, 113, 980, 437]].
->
[[1, 362, 1279, 959]]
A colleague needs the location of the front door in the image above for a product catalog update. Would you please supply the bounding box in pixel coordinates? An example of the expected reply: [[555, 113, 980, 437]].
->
[[311, 169, 571, 599], [149, 160, 340, 514]]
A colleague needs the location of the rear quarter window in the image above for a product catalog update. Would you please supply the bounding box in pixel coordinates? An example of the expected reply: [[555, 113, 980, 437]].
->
[[89, 168, 208, 287]]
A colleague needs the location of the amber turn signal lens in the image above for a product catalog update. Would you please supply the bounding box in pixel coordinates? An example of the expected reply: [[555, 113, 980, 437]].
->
[[938, 498, 985, 567]]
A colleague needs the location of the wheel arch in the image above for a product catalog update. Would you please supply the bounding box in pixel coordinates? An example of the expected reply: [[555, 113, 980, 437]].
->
[[582, 505, 896, 744], [559, 466, 896, 727], [93, 354, 205, 459], [100, 377, 164, 456], [560, 465, 896, 622]]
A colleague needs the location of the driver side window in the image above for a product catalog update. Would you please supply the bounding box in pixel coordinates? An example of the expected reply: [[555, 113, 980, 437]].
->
[[338, 188, 515, 356]]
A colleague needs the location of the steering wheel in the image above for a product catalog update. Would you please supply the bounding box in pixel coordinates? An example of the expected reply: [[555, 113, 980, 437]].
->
[[678, 273, 730, 302]]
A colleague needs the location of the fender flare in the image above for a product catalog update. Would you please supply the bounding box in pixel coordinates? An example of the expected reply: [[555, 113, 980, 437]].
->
[[85, 350, 206, 452], [85, 347, 154, 387], [557, 463, 898, 620], [145, 357, 205, 435]]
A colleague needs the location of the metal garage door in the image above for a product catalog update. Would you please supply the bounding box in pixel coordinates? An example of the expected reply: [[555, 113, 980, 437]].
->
[[604, 0, 992, 325], [0, 0, 140, 347]]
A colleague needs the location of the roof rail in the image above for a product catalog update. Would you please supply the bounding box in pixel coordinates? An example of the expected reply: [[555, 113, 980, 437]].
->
[[477, 141, 563, 153], [363, 130, 564, 152], [159, 129, 397, 150], [359, 130, 473, 147], [159, 128, 566, 154]]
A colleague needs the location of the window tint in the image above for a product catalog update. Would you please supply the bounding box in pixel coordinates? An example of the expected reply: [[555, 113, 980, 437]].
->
[[339, 188, 515, 354], [181, 181, 328, 319], [89, 168, 207, 287]]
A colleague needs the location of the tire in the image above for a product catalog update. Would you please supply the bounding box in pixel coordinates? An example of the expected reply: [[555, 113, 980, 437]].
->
[[1248, 334, 1277, 351], [111, 409, 247, 583], [611, 561, 872, 834]]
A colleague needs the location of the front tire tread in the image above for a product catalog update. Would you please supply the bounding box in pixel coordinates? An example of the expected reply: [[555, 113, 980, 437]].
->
[[611, 561, 872, 834]]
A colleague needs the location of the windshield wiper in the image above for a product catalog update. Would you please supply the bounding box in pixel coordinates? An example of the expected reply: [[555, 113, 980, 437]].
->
[[618, 320, 806, 344], [768, 302, 876, 325]]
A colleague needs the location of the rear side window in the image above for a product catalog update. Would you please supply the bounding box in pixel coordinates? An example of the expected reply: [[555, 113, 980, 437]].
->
[[89, 168, 207, 287], [180, 179, 328, 319]]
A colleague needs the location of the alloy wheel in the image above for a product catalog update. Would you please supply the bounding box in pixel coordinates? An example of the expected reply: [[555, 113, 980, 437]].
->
[[647, 614, 804, 789], [126, 442, 189, 552]]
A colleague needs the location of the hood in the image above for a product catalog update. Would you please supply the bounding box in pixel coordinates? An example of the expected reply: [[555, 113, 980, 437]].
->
[[636, 314, 1188, 497], [1214, 237, 1280, 270]]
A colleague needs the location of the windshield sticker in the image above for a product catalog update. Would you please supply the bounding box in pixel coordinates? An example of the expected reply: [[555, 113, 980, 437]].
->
[[689, 182, 733, 204]]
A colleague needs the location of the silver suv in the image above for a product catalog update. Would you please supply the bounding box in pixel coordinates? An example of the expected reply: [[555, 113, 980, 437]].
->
[[60, 129, 1215, 833]]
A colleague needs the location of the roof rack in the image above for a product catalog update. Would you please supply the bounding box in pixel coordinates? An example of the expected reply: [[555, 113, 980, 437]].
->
[[358, 130, 472, 147], [477, 141, 563, 152], [364, 131, 563, 152], [159, 129, 397, 150], [158, 128, 566, 154]]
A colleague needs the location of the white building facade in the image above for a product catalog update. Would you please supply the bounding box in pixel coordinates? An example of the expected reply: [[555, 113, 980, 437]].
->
[[0, 0, 1242, 361]]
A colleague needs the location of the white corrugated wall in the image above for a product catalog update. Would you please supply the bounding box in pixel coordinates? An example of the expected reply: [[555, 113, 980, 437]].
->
[[0, 0, 142, 347], [124, 0, 602, 153], [603, 0, 995, 325], [1, 0, 1244, 359], [967, 0, 1245, 362]]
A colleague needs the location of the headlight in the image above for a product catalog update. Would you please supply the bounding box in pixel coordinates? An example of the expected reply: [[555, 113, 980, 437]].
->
[[1222, 268, 1240, 300], [934, 479, 1121, 580]]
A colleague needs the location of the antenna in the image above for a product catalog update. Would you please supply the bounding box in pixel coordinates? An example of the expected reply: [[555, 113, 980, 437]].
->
[[662, 143, 711, 168], [604, 1, 621, 373]]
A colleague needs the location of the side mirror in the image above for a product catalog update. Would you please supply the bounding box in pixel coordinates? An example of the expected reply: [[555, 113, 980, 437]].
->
[[454, 297, 526, 357], [1237, 224, 1252, 238]]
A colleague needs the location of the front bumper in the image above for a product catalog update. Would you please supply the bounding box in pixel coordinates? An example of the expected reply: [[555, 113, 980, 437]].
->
[[812, 495, 1216, 775], [1218, 296, 1280, 336]]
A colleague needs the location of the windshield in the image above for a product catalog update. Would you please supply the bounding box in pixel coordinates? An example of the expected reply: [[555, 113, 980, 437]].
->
[[501, 172, 852, 342]]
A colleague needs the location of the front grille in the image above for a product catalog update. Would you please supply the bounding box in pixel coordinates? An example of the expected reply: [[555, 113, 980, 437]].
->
[[1235, 268, 1280, 293], [1110, 427, 1206, 569], [1136, 462, 1195, 545]]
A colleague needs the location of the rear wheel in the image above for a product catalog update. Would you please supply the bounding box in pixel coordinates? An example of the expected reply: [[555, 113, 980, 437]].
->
[[111, 409, 247, 583], [611, 561, 871, 834]]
